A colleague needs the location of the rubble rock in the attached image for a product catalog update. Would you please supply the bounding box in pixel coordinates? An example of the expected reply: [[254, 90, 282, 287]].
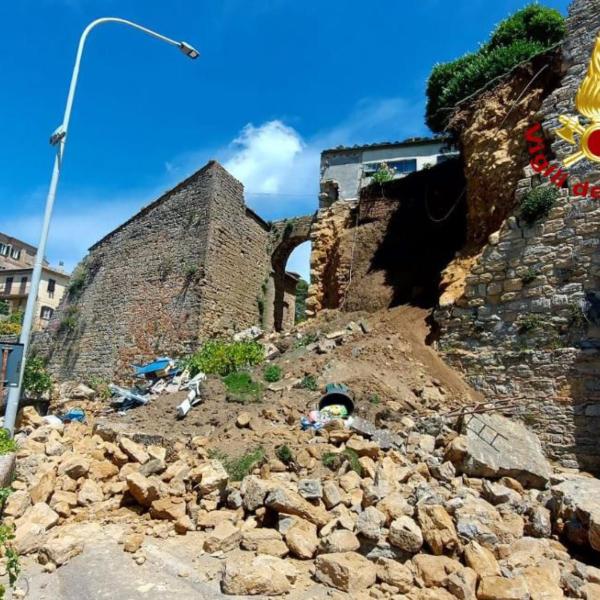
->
[[315, 552, 377, 593], [266, 485, 330, 527], [241, 529, 288, 557], [125, 472, 160, 507], [150, 497, 186, 521], [241, 475, 275, 512], [463, 541, 501, 577], [38, 535, 84, 566], [119, 438, 150, 464], [356, 506, 386, 540], [193, 460, 229, 495], [221, 553, 297, 596], [448, 414, 551, 489], [285, 518, 318, 558], [320, 529, 360, 553], [298, 478, 322, 500], [4, 490, 31, 519], [30, 469, 56, 504], [323, 480, 343, 509], [204, 521, 241, 553], [551, 475, 600, 551], [58, 455, 90, 479], [477, 575, 529, 600], [413, 554, 464, 588], [78, 479, 104, 506], [122, 533, 144, 553], [376, 557, 414, 592], [417, 504, 459, 555], [389, 515, 424, 553]]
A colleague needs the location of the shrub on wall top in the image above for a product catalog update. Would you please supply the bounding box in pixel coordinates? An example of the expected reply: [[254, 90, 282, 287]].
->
[[426, 4, 566, 132]]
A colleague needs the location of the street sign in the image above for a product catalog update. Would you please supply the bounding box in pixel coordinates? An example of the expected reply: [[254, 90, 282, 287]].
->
[[0, 343, 24, 388]]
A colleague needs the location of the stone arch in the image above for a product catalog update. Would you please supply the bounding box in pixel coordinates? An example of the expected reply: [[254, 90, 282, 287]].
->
[[267, 215, 315, 331]]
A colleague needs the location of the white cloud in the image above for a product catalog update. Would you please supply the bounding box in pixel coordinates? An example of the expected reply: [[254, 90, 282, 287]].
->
[[224, 121, 305, 194]]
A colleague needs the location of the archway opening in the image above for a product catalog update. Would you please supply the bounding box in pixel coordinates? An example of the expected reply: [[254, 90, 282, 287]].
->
[[270, 238, 311, 332]]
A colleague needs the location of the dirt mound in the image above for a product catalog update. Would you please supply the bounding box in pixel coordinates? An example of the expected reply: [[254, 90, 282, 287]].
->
[[86, 306, 479, 462]]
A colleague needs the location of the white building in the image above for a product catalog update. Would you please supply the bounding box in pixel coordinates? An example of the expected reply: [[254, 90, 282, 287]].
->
[[320, 137, 458, 206]]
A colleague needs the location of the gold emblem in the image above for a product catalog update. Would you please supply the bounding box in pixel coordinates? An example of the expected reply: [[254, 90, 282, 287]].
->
[[556, 32, 600, 167]]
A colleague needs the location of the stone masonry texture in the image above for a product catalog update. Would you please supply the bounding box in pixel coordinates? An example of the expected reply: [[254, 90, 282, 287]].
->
[[436, 0, 600, 472], [38, 161, 273, 383]]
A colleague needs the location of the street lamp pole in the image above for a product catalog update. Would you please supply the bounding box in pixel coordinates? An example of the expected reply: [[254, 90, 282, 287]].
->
[[4, 18, 199, 434]]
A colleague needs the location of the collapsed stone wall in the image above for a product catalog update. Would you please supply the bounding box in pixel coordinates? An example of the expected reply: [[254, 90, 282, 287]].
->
[[39, 162, 271, 382], [436, 0, 600, 472], [306, 159, 467, 314]]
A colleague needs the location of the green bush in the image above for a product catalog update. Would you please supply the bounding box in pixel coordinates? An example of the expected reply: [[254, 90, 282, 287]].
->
[[276, 445, 294, 465], [322, 448, 362, 476], [520, 187, 558, 225], [23, 356, 53, 397], [425, 4, 565, 132], [0, 523, 19, 599], [263, 364, 282, 382], [186, 339, 264, 377], [68, 263, 88, 297], [0, 301, 8, 316], [0, 430, 16, 456], [371, 163, 395, 184], [223, 372, 263, 404], [295, 279, 309, 324], [488, 4, 566, 50], [0, 322, 20, 337], [209, 447, 265, 481], [300, 374, 318, 391]]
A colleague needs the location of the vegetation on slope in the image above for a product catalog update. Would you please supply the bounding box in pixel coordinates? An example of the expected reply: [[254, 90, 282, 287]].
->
[[426, 4, 565, 132]]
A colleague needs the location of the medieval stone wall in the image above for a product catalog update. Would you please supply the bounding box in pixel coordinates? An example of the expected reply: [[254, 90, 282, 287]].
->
[[39, 161, 272, 382], [436, 0, 600, 472]]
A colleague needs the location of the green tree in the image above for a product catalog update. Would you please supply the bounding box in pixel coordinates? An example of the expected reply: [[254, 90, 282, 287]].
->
[[295, 279, 309, 324]]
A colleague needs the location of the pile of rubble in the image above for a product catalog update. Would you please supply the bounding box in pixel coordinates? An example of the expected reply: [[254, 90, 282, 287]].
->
[[6, 401, 600, 598]]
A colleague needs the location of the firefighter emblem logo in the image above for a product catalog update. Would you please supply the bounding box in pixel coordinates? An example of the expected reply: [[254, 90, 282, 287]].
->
[[556, 32, 600, 167]]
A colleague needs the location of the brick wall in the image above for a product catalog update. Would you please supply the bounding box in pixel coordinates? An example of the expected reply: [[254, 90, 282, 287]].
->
[[436, 0, 600, 471], [39, 161, 272, 382]]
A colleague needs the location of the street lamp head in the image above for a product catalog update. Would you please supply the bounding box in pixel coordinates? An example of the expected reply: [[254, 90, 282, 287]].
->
[[179, 41, 200, 59]]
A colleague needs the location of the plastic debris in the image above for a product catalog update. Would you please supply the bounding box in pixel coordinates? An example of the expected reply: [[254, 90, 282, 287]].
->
[[109, 384, 150, 412], [176, 372, 206, 419], [59, 408, 86, 423]]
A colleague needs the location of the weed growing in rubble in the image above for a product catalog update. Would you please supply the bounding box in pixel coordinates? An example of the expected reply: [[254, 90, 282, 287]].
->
[[521, 267, 540, 285], [300, 375, 318, 391], [368, 393, 381, 405], [0, 431, 16, 457], [294, 332, 319, 348], [88, 377, 111, 401], [223, 372, 263, 404], [186, 339, 264, 377], [322, 448, 363, 476], [371, 163, 395, 184], [22, 356, 53, 398], [263, 364, 282, 383], [520, 187, 559, 226], [0, 524, 19, 598], [276, 445, 294, 465], [209, 447, 266, 481]]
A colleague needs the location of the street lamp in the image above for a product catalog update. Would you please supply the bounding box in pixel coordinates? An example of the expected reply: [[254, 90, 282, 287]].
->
[[4, 17, 200, 434]]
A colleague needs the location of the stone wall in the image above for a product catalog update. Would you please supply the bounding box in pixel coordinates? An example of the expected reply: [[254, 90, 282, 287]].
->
[[39, 161, 272, 382], [436, 0, 600, 472]]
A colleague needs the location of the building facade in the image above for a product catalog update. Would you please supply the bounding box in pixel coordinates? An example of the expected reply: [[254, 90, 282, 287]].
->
[[0, 233, 42, 270], [0, 266, 69, 330], [0, 232, 69, 331], [320, 138, 457, 206]]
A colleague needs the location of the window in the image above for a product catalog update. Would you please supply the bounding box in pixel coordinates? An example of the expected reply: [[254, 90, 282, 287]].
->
[[363, 158, 417, 177], [0, 244, 8, 257], [3, 277, 13, 294], [48, 278, 56, 299], [40, 306, 54, 320], [19, 276, 27, 295], [10, 248, 20, 260]]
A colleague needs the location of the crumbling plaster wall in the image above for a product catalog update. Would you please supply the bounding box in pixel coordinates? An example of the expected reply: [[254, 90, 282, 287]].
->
[[40, 162, 272, 382], [436, 0, 600, 472]]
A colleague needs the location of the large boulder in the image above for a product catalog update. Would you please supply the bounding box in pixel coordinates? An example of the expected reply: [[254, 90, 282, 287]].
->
[[446, 414, 551, 489], [315, 552, 377, 592], [221, 553, 297, 596], [551, 475, 600, 551]]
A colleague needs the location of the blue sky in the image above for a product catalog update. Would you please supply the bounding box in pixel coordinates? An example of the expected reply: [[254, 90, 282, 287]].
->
[[1, 0, 569, 279]]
